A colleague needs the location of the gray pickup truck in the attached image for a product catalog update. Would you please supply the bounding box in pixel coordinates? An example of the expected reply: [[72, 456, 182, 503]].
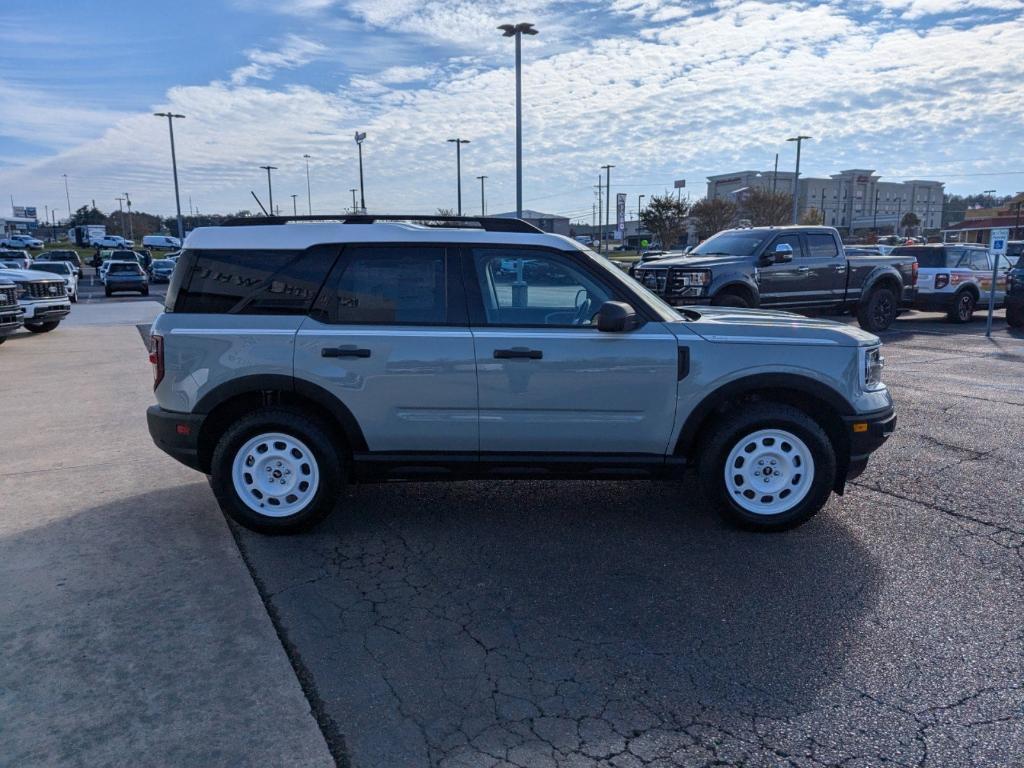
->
[[633, 226, 918, 332]]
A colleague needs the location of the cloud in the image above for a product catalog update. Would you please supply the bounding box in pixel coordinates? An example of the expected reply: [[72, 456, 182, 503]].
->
[[229, 34, 328, 85]]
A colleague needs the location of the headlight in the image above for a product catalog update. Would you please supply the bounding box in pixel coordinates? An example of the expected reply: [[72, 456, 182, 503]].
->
[[672, 269, 711, 287], [862, 346, 885, 390]]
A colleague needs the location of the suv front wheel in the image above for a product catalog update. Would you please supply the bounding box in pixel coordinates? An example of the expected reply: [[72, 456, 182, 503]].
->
[[698, 403, 836, 531], [209, 407, 345, 534]]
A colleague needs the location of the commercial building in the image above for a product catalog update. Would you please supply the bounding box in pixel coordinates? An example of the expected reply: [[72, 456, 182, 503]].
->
[[493, 209, 571, 236], [706, 169, 944, 234], [941, 192, 1024, 244]]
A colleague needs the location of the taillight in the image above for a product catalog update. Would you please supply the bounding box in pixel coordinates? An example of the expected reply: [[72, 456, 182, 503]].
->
[[149, 333, 164, 390], [935, 273, 949, 289], [911, 260, 919, 286]]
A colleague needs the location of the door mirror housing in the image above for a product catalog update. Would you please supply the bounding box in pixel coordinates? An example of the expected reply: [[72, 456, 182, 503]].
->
[[769, 242, 795, 264], [595, 301, 640, 332]]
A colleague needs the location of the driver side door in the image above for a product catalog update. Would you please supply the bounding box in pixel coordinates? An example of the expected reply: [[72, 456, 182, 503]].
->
[[465, 246, 680, 455]]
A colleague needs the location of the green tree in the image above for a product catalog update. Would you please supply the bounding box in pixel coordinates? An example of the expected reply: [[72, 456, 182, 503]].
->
[[743, 188, 792, 226], [691, 197, 737, 240], [69, 205, 107, 226], [639, 194, 690, 249]]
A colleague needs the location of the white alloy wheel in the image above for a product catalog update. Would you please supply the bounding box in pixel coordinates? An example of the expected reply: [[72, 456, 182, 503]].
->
[[231, 432, 320, 518], [724, 428, 814, 516]]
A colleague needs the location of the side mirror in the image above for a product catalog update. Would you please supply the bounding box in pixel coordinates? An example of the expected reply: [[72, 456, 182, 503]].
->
[[596, 301, 640, 332], [771, 243, 794, 264]]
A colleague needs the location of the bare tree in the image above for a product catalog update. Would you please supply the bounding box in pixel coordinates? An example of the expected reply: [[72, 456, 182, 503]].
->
[[691, 198, 738, 240], [639, 194, 690, 250], [743, 189, 792, 226], [436, 207, 456, 216], [799, 207, 824, 225]]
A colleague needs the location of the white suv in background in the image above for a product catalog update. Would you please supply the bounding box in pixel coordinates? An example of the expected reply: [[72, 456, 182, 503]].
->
[[892, 244, 1012, 323], [29, 261, 79, 303]]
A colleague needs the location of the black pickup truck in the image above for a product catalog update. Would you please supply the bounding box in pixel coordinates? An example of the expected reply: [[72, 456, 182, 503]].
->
[[632, 226, 918, 332]]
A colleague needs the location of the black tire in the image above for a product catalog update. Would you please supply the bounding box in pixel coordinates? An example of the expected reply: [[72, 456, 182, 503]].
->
[[856, 287, 897, 332], [711, 291, 750, 308], [209, 406, 345, 534], [698, 402, 836, 531], [1008, 303, 1024, 328], [946, 291, 976, 323], [24, 321, 60, 333], [105, 287, 112, 297], [141, 287, 149, 296], [0, 337, 6, 345], [71, 292, 78, 303]]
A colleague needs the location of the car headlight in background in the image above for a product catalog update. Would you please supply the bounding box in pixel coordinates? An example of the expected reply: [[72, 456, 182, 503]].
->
[[862, 346, 885, 390]]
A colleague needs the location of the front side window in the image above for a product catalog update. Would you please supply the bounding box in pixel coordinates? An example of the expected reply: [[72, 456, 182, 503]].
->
[[319, 245, 448, 325], [769, 234, 804, 258], [471, 248, 611, 327], [806, 233, 839, 259]]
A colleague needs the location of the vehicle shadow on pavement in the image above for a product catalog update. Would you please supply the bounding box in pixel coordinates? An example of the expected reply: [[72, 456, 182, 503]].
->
[[234, 478, 883, 767]]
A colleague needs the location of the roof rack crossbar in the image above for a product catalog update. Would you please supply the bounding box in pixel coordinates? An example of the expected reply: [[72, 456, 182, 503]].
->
[[220, 214, 543, 233]]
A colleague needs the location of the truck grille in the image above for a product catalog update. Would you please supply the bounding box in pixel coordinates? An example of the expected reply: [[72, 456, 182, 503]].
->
[[25, 281, 66, 299], [0, 286, 16, 308]]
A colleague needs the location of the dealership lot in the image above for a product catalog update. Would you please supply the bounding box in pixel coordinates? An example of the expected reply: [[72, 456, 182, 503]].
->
[[2, 304, 1022, 767]]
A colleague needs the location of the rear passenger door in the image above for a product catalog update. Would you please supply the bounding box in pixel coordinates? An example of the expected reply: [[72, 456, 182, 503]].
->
[[294, 244, 479, 452], [804, 232, 848, 305]]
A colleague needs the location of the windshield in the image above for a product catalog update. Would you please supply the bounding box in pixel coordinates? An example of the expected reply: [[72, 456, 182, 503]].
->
[[30, 263, 69, 274], [690, 230, 770, 257]]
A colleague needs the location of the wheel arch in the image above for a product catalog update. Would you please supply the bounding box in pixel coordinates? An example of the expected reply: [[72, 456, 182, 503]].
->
[[193, 375, 367, 473], [861, 268, 902, 299], [711, 278, 758, 305]]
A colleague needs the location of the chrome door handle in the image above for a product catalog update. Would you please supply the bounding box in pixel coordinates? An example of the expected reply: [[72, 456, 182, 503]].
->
[[494, 347, 543, 360], [322, 345, 371, 358]]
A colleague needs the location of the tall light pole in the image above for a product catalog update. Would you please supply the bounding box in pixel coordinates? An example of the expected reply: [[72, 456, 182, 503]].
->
[[62, 174, 72, 219], [115, 196, 126, 237], [354, 131, 367, 213], [260, 165, 277, 215], [786, 135, 811, 225], [601, 164, 614, 254], [290, 194, 298, 216], [349, 188, 358, 214], [498, 22, 538, 218], [124, 192, 134, 243], [154, 112, 186, 240], [447, 138, 470, 215], [477, 175, 487, 215], [302, 154, 313, 214]]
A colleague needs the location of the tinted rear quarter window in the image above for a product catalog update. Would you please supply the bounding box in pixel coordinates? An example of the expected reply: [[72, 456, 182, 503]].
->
[[892, 246, 946, 268]]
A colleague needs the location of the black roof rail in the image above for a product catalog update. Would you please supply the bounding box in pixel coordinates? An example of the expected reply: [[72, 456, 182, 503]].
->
[[219, 214, 543, 233]]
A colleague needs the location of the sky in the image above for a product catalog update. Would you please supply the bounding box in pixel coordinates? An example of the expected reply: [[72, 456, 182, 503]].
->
[[1, 0, 1023, 224]]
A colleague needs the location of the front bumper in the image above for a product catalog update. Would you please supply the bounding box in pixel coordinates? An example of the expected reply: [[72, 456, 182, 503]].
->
[[843, 405, 897, 480], [147, 405, 206, 472], [21, 299, 71, 321], [0, 306, 24, 336]]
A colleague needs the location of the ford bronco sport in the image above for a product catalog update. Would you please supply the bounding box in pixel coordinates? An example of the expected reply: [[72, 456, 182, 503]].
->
[[147, 215, 896, 534]]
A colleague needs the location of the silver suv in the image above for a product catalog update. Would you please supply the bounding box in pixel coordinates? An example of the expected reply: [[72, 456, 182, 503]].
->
[[146, 215, 896, 534]]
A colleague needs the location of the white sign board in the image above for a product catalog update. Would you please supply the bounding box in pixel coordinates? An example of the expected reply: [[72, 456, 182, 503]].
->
[[985, 227, 1009, 336], [991, 227, 1009, 256]]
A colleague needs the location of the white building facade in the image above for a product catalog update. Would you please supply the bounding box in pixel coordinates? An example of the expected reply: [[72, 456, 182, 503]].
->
[[706, 169, 944, 234]]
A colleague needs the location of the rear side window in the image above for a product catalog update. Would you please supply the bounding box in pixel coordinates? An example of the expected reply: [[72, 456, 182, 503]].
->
[[313, 245, 450, 325], [806, 234, 839, 258], [172, 247, 336, 314], [892, 247, 946, 268]]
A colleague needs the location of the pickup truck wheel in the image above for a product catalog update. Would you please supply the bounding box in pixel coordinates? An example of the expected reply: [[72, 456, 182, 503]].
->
[[209, 407, 344, 534], [1008, 304, 1024, 328], [946, 291, 976, 323], [24, 321, 60, 333], [698, 403, 836, 531], [711, 291, 749, 308], [856, 287, 897, 332]]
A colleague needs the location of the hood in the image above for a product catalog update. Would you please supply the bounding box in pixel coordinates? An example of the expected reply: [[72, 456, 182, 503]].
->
[[0, 268, 64, 283], [683, 306, 879, 348], [641, 253, 752, 270]]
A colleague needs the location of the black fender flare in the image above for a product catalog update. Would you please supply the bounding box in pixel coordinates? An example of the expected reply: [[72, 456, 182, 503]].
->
[[709, 275, 759, 305], [860, 267, 904, 300]]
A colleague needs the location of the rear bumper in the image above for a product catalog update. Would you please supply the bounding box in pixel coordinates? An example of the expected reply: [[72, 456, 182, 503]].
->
[[843, 405, 897, 480], [106, 281, 148, 291], [147, 405, 206, 472]]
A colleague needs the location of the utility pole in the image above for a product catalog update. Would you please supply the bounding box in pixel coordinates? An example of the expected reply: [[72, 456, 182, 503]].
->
[[895, 197, 903, 236], [354, 132, 367, 213], [303, 154, 313, 214], [447, 138, 470, 215], [771, 153, 779, 195], [786, 135, 811, 224], [62, 174, 72, 220], [260, 165, 277, 214], [476, 175, 487, 215], [291, 194, 298, 216], [872, 190, 879, 232], [498, 22, 539, 218], [601, 164, 614, 253], [820, 188, 825, 224], [349, 188, 358, 214], [596, 176, 603, 254], [124, 192, 134, 242], [115, 196, 126, 237], [153, 112, 186, 240]]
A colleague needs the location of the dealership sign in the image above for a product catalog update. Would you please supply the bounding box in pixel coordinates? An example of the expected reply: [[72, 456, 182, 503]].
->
[[615, 193, 626, 239], [12, 206, 37, 219]]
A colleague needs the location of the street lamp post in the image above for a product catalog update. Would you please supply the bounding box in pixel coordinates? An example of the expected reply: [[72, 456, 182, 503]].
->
[[498, 22, 539, 218], [873, 190, 879, 232], [786, 135, 811, 225], [291, 194, 298, 216], [153, 112, 186, 240], [349, 188, 358, 214], [260, 165, 277, 215], [354, 132, 367, 213], [62, 174, 72, 219], [302, 154, 312, 215], [601, 164, 614, 254], [124, 192, 134, 243], [477, 175, 487, 215], [115, 196, 126, 238], [447, 138, 470, 215]]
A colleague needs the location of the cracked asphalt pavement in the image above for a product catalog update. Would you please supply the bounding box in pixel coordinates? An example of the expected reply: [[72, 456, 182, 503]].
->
[[234, 315, 1024, 768]]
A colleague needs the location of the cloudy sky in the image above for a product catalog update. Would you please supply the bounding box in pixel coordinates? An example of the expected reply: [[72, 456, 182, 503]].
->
[[1, 0, 1022, 223]]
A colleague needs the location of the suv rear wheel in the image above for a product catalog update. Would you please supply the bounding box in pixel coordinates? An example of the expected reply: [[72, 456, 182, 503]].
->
[[947, 291, 976, 323], [209, 407, 345, 534], [698, 403, 836, 531]]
